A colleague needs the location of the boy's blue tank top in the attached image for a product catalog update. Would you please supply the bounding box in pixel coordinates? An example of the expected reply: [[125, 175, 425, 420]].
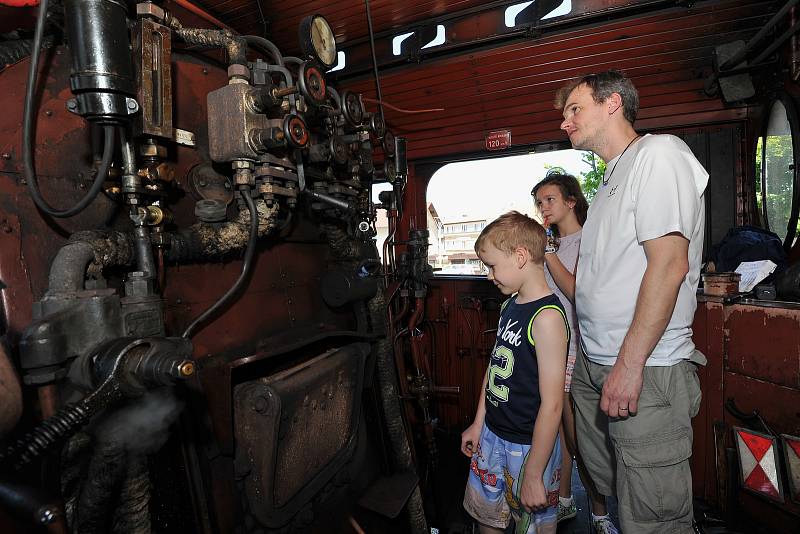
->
[[484, 293, 569, 444]]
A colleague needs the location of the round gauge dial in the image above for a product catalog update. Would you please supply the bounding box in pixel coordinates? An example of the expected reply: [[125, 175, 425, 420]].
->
[[299, 15, 337, 68]]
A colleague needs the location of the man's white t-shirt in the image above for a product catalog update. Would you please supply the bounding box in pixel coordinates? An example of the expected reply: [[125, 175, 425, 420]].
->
[[576, 134, 709, 366]]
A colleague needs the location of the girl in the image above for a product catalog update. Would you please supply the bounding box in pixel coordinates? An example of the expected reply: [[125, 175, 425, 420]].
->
[[532, 172, 618, 534]]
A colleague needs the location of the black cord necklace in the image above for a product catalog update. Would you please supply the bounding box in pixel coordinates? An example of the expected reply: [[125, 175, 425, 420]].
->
[[603, 134, 640, 186]]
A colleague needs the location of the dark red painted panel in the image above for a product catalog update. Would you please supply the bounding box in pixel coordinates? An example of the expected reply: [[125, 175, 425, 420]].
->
[[692, 301, 727, 505], [425, 278, 502, 432], [726, 305, 800, 389]]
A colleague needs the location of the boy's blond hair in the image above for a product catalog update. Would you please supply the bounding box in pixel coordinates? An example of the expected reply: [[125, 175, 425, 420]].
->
[[474, 211, 545, 264]]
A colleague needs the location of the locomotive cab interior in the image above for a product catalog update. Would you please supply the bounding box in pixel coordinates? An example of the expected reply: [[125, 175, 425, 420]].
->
[[0, 0, 799, 533]]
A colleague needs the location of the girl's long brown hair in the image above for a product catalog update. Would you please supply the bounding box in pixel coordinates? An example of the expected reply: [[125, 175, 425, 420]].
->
[[531, 171, 589, 238]]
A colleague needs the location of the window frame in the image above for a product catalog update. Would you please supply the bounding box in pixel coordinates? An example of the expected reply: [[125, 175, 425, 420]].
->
[[755, 92, 800, 250]]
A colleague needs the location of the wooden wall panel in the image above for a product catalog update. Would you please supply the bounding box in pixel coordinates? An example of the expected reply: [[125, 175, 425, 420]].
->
[[338, 0, 771, 162], [193, 0, 491, 51]]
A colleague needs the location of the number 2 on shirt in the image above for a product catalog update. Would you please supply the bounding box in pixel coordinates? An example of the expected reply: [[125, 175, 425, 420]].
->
[[487, 345, 515, 401]]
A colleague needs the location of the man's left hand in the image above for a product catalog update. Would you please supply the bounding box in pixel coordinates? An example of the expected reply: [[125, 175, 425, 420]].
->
[[600, 357, 644, 417]]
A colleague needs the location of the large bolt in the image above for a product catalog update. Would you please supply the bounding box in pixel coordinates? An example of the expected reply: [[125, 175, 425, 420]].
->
[[38, 507, 57, 525], [177, 361, 194, 377], [253, 395, 268, 413]]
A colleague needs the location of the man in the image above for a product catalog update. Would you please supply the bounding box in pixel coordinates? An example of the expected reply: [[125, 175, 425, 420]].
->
[[557, 70, 706, 533]]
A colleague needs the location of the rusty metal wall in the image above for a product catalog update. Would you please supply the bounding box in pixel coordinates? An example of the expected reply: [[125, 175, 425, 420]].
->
[[0, 49, 360, 532], [337, 0, 769, 162], [693, 300, 800, 532]]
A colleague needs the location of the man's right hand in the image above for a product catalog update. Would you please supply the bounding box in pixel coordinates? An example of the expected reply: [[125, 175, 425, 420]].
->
[[600, 355, 644, 417], [460, 422, 482, 457]]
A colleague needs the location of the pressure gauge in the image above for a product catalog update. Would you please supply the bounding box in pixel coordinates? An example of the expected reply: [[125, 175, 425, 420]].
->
[[299, 15, 337, 69]]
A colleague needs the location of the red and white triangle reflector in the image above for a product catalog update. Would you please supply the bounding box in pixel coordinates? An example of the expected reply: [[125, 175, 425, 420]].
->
[[781, 434, 800, 504], [734, 426, 784, 503]]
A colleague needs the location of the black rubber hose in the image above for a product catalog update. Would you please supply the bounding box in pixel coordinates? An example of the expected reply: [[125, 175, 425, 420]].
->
[[0, 346, 129, 471], [182, 188, 259, 338], [22, 0, 116, 218], [0, 401, 92, 470]]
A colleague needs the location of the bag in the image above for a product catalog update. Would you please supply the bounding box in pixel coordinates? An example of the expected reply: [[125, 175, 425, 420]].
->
[[710, 225, 787, 273]]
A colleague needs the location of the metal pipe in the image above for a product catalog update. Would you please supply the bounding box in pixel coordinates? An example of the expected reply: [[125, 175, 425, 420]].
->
[[367, 292, 428, 534], [391, 295, 410, 328], [46, 241, 97, 294], [45, 231, 135, 295], [132, 226, 157, 280], [120, 134, 136, 176], [0, 343, 22, 436], [166, 198, 278, 263], [306, 190, 353, 211], [793, 7, 800, 80], [750, 17, 800, 67], [172, 27, 247, 66], [36, 384, 58, 419], [181, 188, 260, 338], [407, 297, 426, 374], [719, 0, 799, 71], [243, 35, 284, 66], [262, 64, 296, 108], [364, 0, 386, 125]]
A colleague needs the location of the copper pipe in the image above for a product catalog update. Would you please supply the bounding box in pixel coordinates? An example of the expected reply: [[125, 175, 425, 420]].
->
[[391, 295, 410, 328], [408, 297, 425, 333], [408, 298, 426, 374], [362, 96, 444, 114], [348, 515, 366, 534], [0, 343, 23, 434], [173, 0, 235, 32], [37, 384, 59, 419], [382, 209, 397, 274]]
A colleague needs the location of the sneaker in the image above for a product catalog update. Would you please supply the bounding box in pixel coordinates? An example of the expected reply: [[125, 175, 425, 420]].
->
[[591, 515, 620, 534], [557, 498, 577, 523]]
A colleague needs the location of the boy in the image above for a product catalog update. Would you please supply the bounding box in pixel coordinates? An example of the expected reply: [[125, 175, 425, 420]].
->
[[461, 211, 568, 534]]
